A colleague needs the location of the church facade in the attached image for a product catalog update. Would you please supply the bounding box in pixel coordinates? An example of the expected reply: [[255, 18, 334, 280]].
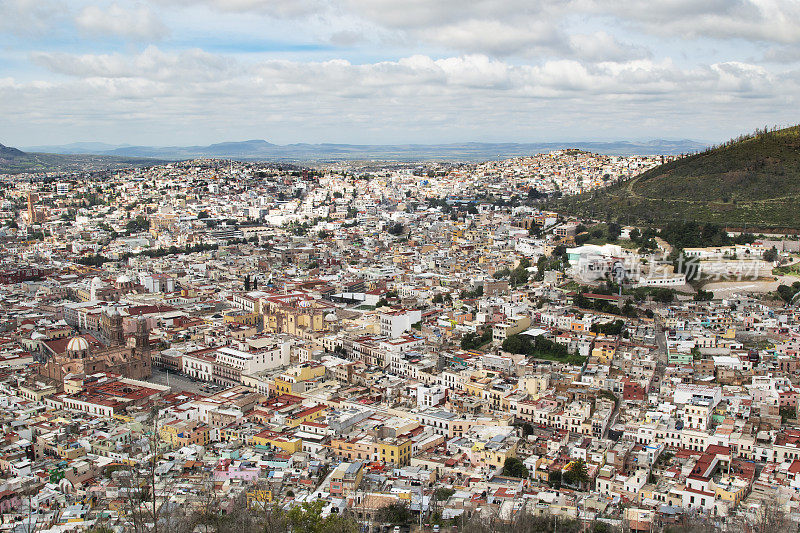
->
[[40, 307, 152, 383]]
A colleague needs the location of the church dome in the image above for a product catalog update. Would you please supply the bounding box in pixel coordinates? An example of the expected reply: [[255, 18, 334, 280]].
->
[[66, 336, 90, 353], [325, 312, 337, 322], [116, 274, 132, 284]]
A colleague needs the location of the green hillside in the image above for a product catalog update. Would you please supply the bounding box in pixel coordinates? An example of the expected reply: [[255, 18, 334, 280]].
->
[[552, 125, 800, 229], [0, 143, 164, 174]]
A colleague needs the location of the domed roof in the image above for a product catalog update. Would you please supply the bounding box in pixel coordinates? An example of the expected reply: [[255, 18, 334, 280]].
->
[[91, 276, 102, 286], [116, 274, 132, 284], [325, 312, 337, 322], [66, 336, 90, 353]]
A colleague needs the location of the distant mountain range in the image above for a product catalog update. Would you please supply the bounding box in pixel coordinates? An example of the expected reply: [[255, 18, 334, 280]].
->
[[22, 138, 708, 161]]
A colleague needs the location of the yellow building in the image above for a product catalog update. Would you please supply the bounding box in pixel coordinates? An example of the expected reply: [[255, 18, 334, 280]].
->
[[286, 404, 328, 428], [519, 375, 550, 398], [532, 456, 553, 482], [464, 380, 488, 399], [471, 438, 518, 468], [247, 489, 273, 508], [56, 443, 87, 460], [591, 342, 616, 364], [160, 420, 210, 447], [260, 293, 334, 336], [249, 432, 303, 453], [492, 316, 532, 344], [224, 310, 260, 327], [378, 439, 412, 466], [712, 478, 749, 507], [272, 363, 326, 395]]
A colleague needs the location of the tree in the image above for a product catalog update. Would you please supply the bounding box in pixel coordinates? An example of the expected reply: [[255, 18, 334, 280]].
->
[[244, 275, 251, 291], [434, 487, 455, 502], [376, 501, 412, 526], [590, 320, 624, 335], [777, 282, 800, 302], [126, 215, 150, 233], [118, 407, 185, 533], [493, 267, 511, 279], [510, 263, 529, 286], [607, 222, 621, 241], [461, 329, 492, 350], [694, 289, 714, 301], [763, 246, 779, 262], [387, 222, 404, 236], [286, 500, 359, 533], [501, 334, 529, 355], [563, 459, 589, 489], [621, 300, 637, 318], [461, 507, 582, 533], [461, 285, 484, 299], [501, 457, 529, 478]]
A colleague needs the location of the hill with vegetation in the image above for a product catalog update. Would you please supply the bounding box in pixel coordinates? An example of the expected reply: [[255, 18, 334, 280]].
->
[[552, 125, 800, 229], [0, 142, 164, 175]]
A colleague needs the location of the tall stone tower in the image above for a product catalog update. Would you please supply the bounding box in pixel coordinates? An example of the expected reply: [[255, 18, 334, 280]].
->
[[102, 307, 124, 346], [135, 316, 150, 357]]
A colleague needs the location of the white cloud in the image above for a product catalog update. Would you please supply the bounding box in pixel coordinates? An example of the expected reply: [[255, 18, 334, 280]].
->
[[581, 0, 800, 43], [31, 46, 235, 80], [19, 48, 799, 126], [5, 0, 800, 145], [568, 32, 650, 63], [151, 0, 325, 18], [154, 0, 800, 46], [763, 46, 800, 64], [76, 3, 168, 40], [417, 19, 566, 57], [0, 0, 64, 35]]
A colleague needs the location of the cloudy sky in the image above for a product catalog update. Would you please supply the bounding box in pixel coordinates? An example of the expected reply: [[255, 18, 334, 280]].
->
[[1, 0, 799, 147]]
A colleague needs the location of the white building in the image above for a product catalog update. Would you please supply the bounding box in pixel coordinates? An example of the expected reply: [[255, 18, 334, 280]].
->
[[380, 309, 422, 338], [417, 384, 447, 408], [183, 352, 215, 381], [140, 273, 175, 293], [673, 384, 722, 408], [216, 344, 290, 375]]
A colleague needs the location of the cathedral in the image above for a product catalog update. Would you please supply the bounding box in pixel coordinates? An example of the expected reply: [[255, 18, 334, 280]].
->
[[39, 307, 152, 383]]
